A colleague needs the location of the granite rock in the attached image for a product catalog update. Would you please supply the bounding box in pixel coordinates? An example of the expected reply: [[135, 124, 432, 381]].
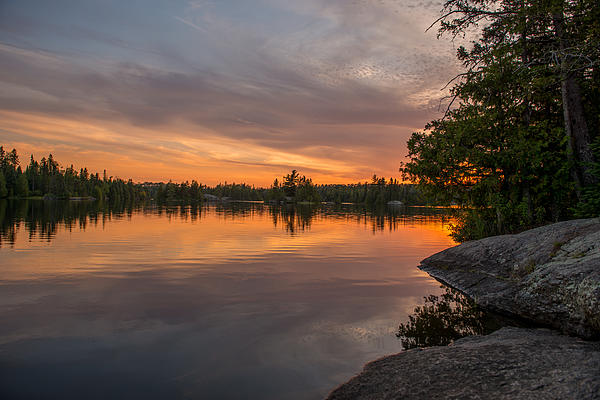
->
[[327, 327, 600, 400], [420, 218, 600, 339]]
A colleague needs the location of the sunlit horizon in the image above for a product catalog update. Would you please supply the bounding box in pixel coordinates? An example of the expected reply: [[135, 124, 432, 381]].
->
[[0, 0, 460, 186]]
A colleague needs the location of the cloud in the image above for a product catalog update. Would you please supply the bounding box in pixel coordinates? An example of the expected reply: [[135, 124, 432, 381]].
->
[[0, 0, 460, 185]]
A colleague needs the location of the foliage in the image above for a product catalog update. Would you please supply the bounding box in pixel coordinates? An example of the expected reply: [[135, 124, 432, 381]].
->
[[397, 287, 500, 349], [137, 170, 429, 205], [151, 180, 204, 203], [0, 146, 147, 202], [205, 182, 263, 201], [264, 172, 427, 205], [0, 170, 7, 198], [268, 169, 321, 203], [1, 146, 440, 207], [265, 178, 285, 203], [574, 138, 600, 216], [401, 0, 599, 241], [316, 176, 426, 206], [15, 173, 28, 197], [282, 170, 301, 198]]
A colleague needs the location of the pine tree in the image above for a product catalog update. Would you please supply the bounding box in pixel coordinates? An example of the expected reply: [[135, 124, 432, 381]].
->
[[0, 170, 7, 198]]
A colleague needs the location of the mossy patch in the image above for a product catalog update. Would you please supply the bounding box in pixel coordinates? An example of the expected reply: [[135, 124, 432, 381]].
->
[[550, 241, 565, 257], [511, 259, 536, 280]]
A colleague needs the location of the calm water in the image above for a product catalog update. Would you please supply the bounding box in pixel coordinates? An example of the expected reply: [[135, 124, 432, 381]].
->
[[0, 201, 455, 399]]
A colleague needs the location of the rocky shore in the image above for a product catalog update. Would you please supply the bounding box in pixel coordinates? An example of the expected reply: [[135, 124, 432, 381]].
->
[[328, 218, 600, 399], [328, 327, 600, 399]]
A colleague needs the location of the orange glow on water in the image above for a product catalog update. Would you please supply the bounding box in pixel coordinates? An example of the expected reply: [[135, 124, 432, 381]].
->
[[1, 205, 455, 281], [0, 203, 456, 397]]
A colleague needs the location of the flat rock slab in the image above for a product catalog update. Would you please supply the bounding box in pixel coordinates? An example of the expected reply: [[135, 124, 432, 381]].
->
[[327, 327, 600, 400], [420, 218, 600, 338]]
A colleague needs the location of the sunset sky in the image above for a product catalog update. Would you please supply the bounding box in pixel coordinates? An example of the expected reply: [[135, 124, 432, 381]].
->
[[0, 0, 460, 186]]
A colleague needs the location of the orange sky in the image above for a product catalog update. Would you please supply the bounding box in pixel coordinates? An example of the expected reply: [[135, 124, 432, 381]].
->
[[1, 109, 426, 186], [0, 1, 460, 186]]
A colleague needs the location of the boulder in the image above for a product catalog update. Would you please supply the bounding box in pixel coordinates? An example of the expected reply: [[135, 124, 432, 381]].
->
[[327, 327, 600, 400], [328, 219, 600, 399], [387, 200, 404, 206], [420, 218, 600, 339]]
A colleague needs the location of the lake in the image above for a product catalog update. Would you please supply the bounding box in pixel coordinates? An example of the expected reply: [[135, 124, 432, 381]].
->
[[0, 200, 455, 399]]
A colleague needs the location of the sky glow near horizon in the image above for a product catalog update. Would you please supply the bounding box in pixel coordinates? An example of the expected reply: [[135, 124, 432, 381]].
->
[[0, 0, 461, 186]]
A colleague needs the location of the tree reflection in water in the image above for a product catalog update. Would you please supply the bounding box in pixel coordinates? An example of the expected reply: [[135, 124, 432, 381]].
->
[[0, 199, 147, 247], [0, 200, 453, 247], [397, 286, 504, 349]]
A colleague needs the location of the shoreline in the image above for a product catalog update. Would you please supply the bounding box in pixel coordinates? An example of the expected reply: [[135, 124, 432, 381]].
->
[[328, 218, 600, 399]]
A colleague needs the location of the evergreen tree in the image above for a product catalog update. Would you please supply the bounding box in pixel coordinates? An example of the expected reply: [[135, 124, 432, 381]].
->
[[283, 170, 300, 198], [401, 0, 599, 240], [16, 171, 28, 197], [0, 170, 7, 198]]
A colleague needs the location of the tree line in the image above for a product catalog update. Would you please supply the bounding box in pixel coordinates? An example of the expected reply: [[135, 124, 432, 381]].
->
[[401, 0, 600, 241], [147, 170, 426, 205], [1, 146, 427, 207], [264, 170, 425, 205], [0, 147, 147, 202]]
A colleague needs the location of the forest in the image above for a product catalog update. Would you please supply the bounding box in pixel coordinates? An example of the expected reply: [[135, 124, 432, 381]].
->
[[0, 148, 424, 206], [8, 0, 598, 236], [143, 170, 426, 206], [401, 0, 600, 241], [0, 147, 147, 203]]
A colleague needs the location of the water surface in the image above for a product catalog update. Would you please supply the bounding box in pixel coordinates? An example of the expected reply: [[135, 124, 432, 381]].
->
[[0, 201, 455, 399]]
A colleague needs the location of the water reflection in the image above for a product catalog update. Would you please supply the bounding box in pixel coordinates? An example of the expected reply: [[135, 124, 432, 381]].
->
[[396, 286, 504, 349], [0, 200, 457, 399], [156, 202, 204, 222], [0, 199, 142, 247], [0, 200, 452, 247]]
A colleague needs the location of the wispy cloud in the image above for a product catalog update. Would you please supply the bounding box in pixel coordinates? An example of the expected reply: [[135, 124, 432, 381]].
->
[[0, 0, 459, 185], [173, 16, 207, 33]]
